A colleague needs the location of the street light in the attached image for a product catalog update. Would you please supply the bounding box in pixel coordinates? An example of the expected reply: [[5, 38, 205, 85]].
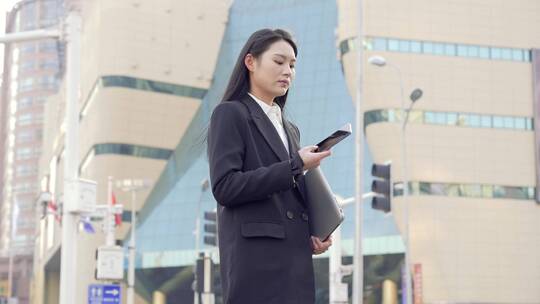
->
[[116, 178, 152, 304], [368, 55, 423, 304]]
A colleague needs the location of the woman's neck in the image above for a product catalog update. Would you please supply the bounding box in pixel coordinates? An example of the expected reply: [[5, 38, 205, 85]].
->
[[248, 89, 274, 106]]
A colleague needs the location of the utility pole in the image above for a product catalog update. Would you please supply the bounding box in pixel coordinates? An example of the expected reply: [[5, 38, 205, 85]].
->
[[59, 11, 82, 304]]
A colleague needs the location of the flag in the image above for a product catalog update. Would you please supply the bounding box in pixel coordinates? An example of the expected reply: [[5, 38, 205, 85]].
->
[[112, 192, 122, 227], [47, 199, 62, 223], [80, 216, 95, 234]]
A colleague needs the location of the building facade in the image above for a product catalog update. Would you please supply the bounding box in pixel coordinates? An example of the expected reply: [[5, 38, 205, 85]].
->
[[337, 0, 540, 302]]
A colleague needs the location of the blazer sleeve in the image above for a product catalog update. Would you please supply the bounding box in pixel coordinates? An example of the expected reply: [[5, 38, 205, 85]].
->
[[208, 102, 303, 207]]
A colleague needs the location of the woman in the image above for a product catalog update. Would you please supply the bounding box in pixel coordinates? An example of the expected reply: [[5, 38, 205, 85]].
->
[[207, 28, 333, 304]]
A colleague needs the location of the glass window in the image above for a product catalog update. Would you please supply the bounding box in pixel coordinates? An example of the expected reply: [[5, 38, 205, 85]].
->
[[340, 40, 350, 54], [447, 113, 458, 125], [399, 40, 410, 52], [514, 117, 526, 129], [503, 187, 528, 199], [39, 41, 57, 53], [409, 110, 423, 123], [491, 48, 501, 59], [478, 47, 490, 59], [388, 39, 399, 51], [446, 184, 460, 196], [493, 185, 506, 198], [410, 41, 421, 53], [419, 182, 431, 195], [457, 113, 468, 126], [387, 110, 397, 122], [430, 183, 447, 196], [528, 187, 535, 199], [501, 48, 512, 60], [524, 50, 531, 62], [457, 45, 468, 56], [469, 114, 480, 127], [480, 115, 492, 128], [424, 111, 436, 124], [423, 42, 433, 54], [492, 116, 504, 128], [20, 61, 35, 72], [512, 49, 523, 61], [445, 44, 456, 56], [18, 97, 33, 108], [468, 46, 479, 57], [373, 38, 387, 51], [502, 117, 514, 129], [482, 185, 493, 198], [526, 118, 533, 130], [433, 43, 445, 55], [463, 184, 482, 197], [434, 112, 446, 124]]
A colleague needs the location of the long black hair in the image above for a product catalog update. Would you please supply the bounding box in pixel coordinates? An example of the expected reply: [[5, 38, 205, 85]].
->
[[221, 28, 298, 109]]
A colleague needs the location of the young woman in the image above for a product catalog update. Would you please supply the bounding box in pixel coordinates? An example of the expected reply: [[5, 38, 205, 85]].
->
[[207, 28, 333, 304]]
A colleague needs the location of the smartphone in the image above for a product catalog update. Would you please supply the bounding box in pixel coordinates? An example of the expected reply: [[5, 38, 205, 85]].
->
[[315, 128, 351, 152]]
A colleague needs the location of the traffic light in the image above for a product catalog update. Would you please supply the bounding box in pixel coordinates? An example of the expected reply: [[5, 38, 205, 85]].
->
[[371, 163, 392, 213], [203, 210, 218, 246]]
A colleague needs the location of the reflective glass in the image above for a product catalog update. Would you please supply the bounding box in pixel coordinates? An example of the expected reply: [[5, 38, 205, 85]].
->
[[514, 117, 526, 129], [512, 49, 523, 61], [491, 48, 501, 59], [492, 116, 504, 128], [468, 46, 479, 57], [480, 115, 492, 128], [482, 185, 493, 198], [388, 39, 399, 51], [424, 111, 436, 124], [410, 41, 421, 53], [457, 113, 468, 126], [373, 37, 387, 51], [478, 47, 490, 59], [445, 44, 456, 56], [409, 110, 423, 123], [423, 42, 434, 54], [434, 112, 446, 124], [399, 40, 410, 52], [463, 184, 482, 197], [433, 43, 445, 55], [469, 114, 480, 127], [501, 48, 512, 60], [524, 51, 531, 61], [457, 45, 468, 56], [447, 113, 458, 125], [503, 117, 514, 129], [526, 119, 533, 130]]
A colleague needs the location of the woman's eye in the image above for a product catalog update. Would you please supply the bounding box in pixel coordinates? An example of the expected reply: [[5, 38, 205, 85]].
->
[[275, 61, 284, 65], [290, 65, 295, 69]]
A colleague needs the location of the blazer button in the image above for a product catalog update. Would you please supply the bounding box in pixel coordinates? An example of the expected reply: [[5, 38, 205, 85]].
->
[[286, 211, 294, 220], [301, 212, 309, 222]]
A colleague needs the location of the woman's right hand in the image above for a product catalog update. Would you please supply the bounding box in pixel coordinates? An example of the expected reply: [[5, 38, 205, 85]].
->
[[298, 145, 331, 171]]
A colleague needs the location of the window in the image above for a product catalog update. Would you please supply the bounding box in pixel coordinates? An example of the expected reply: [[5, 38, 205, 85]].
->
[[433, 43, 445, 55], [388, 39, 399, 51], [480, 115, 492, 128], [501, 48, 512, 60], [373, 38, 387, 51], [512, 49, 523, 61], [478, 47, 489, 59], [447, 113, 458, 125], [492, 116, 504, 128], [445, 44, 456, 56], [514, 117, 526, 129], [423, 42, 433, 54], [18, 97, 33, 109], [468, 46, 479, 57], [468, 114, 480, 127], [491, 48, 501, 59], [503, 117, 514, 129], [424, 111, 436, 124], [399, 40, 410, 52], [410, 41, 421, 53], [457, 45, 468, 56], [434, 112, 446, 124]]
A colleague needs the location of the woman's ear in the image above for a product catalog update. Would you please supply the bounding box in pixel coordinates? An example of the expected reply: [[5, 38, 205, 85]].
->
[[244, 53, 256, 72]]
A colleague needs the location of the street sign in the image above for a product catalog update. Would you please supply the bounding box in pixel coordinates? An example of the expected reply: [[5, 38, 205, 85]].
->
[[96, 246, 124, 280], [88, 284, 121, 304]]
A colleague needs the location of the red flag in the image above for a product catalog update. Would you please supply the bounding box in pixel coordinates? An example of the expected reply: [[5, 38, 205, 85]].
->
[[112, 192, 122, 227], [47, 200, 62, 223]]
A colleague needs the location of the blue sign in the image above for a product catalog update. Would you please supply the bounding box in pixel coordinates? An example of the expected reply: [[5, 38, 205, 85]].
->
[[88, 284, 121, 304]]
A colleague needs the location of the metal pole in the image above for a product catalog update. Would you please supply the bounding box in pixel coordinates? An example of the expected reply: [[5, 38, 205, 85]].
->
[[353, 0, 364, 303], [397, 70, 413, 304], [59, 12, 81, 304], [127, 189, 136, 304], [106, 177, 115, 246]]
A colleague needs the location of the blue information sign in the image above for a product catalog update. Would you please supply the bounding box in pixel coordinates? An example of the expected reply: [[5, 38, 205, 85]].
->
[[88, 284, 121, 304]]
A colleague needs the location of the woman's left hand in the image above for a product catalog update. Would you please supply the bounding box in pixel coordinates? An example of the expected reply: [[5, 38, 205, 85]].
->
[[311, 235, 332, 255]]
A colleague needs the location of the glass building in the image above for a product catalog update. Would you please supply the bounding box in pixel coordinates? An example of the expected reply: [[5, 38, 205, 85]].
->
[[133, 0, 404, 302]]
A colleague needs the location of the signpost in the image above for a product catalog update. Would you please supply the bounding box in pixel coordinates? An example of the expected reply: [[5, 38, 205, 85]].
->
[[88, 284, 121, 304]]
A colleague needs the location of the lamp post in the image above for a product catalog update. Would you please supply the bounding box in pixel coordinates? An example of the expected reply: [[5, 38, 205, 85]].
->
[[368, 55, 423, 304], [194, 178, 210, 304], [116, 179, 153, 304]]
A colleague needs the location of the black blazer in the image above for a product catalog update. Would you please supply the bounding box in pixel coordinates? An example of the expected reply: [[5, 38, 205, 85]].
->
[[208, 94, 315, 304]]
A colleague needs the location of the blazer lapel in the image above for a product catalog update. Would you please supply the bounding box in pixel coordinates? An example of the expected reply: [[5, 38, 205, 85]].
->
[[241, 95, 289, 162]]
